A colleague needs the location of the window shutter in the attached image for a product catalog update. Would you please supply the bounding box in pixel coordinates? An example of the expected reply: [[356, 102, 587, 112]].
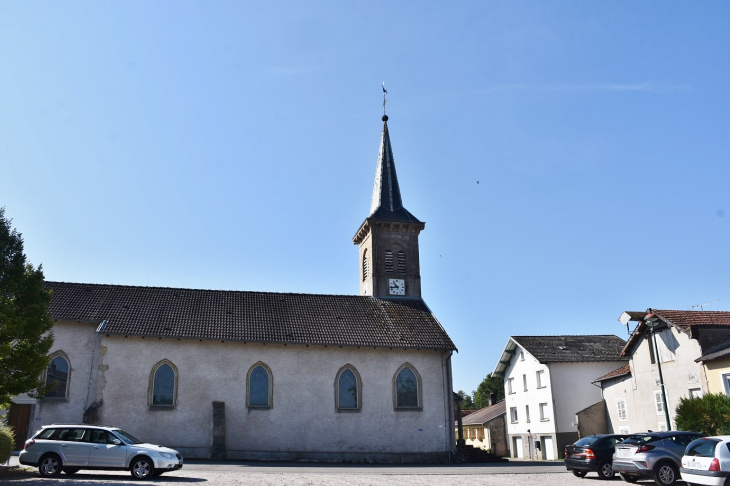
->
[[397, 251, 406, 273], [384, 250, 393, 272]]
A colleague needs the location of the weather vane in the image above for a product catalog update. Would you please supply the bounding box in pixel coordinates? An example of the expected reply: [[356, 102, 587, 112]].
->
[[382, 81, 387, 116]]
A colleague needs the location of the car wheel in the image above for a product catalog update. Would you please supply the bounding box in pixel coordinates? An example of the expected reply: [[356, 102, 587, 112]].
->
[[130, 456, 154, 480], [598, 461, 615, 480], [63, 467, 80, 475], [653, 462, 678, 486], [572, 470, 588, 477], [619, 472, 639, 483], [38, 453, 63, 477]]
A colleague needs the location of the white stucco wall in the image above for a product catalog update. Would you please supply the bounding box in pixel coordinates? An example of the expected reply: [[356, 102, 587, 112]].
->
[[601, 325, 705, 434], [504, 348, 555, 437], [28, 321, 454, 459], [548, 361, 625, 435]]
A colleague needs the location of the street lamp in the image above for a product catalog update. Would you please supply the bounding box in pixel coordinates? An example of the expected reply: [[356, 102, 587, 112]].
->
[[646, 311, 672, 430]]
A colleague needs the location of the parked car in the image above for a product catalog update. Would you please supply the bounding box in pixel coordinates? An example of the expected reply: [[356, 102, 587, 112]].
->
[[565, 434, 629, 479], [612, 431, 705, 486], [18, 424, 183, 480], [680, 436, 730, 486]]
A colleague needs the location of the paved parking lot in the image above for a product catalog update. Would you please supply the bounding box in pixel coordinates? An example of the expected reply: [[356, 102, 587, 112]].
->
[[1, 457, 689, 486]]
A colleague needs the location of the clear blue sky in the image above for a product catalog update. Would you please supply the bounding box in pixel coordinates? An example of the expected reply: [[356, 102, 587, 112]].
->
[[2, 1, 729, 394]]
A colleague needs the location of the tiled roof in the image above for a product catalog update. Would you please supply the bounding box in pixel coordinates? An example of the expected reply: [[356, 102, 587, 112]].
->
[[513, 335, 628, 363], [45, 281, 456, 350], [593, 364, 631, 383], [459, 401, 506, 426], [655, 309, 730, 328]]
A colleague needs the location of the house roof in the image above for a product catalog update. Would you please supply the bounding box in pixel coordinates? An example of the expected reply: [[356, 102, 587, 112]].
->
[[459, 401, 506, 426], [492, 335, 627, 376], [619, 309, 730, 358], [696, 342, 730, 363], [593, 364, 631, 383], [45, 281, 456, 351]]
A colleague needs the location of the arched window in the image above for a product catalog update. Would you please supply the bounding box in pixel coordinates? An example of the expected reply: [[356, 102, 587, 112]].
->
[[384, 250, 394, 272], [149, 360, 177, 407], [45, 353, 70, 399], [335, 365, 362, 411], [397, 251, 406, 273], [394, 363, 422, 410], [247, 362, 273, 409], [362, 250, 369, 281]]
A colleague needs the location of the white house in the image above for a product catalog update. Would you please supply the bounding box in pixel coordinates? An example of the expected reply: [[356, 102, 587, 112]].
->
[[493, 335, 627, 460], [594, 309, 730, 435], [5, 114, 458, 462]]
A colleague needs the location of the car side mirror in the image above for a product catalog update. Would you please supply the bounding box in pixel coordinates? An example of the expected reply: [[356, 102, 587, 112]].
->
[[112, 439, 122, 445]]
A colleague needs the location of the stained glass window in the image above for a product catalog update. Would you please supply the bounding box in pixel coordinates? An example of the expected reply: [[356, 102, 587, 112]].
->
[[338, 369, 358, 409], [396, 367, 419, 408], [249, 365, 270, 407], [46, 356, 69, 398], [153, 363, 175, 406]]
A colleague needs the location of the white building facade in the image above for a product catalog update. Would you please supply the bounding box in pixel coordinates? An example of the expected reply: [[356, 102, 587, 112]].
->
[[493, 335, 627, 460]]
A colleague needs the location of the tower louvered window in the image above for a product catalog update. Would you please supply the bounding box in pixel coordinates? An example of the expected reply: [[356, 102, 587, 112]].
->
[[397, 251, 406, 273], [384, 250, 393, 272], [362, 250, 369, 281]]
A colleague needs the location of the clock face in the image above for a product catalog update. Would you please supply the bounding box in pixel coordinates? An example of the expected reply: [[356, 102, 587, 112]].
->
[[389, 279, 405, 295]]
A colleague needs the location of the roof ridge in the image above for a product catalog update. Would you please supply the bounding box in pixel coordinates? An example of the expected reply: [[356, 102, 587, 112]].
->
[[45, 281, 427, 300]]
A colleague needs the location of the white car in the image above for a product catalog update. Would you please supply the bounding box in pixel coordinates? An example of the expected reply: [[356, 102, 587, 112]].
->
[[680, 436, 730, 486], [18, 424, 183, 480]]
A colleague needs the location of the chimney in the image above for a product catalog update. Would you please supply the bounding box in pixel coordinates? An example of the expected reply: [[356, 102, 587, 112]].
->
[[489, 393, 496, 406]]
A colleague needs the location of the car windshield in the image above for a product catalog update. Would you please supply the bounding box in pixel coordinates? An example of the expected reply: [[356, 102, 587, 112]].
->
[[685, 439, 720, 457], [113, 429, 143, 445], [620, 435, 661, 444], [574, 437, 599, 447]]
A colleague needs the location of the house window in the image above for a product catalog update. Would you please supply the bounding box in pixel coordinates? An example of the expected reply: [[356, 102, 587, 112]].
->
[[247, 362, 273, 409], [723, 373, 730, 396], [536, 370, 545, 388], [149, 360, 177, 407], [523, 374, 527, 391], [520, 350, 525, 361], [362, 250, 369, 281], [45, 354, 70, 399], [384, 250, 393, 272], [525, 405, 531, 422], [508, 377, 515, 394], [654, 390, 667, 416], [689, 388, 703, 399], [510, 407, 518, 423], [619, 426, 630, 434], [336, 365, 361, 411], [397, 251, 406, 273], [539, 402, 549, 421], [658, 422, 668, 432], [616, 398, 628, 420], [394, 364, 421, 410]]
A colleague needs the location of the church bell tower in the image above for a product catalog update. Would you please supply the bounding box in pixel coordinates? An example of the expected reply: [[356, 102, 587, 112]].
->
[[353, 115, 425, 298]]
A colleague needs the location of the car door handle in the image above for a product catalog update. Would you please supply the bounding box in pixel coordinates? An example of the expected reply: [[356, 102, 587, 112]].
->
[[60, 444, 68, 447], [93, 446, 100, 449]]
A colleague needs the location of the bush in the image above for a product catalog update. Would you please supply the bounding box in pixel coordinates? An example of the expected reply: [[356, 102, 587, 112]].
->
[[675, 393, 730, 436], [0, 422, 14, 464]]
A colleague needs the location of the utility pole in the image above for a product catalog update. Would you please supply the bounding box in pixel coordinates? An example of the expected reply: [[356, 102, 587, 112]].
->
[[646, 311, 672, 430]]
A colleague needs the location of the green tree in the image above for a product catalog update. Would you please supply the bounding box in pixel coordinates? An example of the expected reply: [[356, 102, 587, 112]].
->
[[457, 390, 475, 409], [675, 393, 730, 436], [473, 373, 505, 409], [0, 208, 54, 409]]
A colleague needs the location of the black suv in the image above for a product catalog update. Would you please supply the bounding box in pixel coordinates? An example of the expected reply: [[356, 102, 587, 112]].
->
[[565, 434, 630, 479]]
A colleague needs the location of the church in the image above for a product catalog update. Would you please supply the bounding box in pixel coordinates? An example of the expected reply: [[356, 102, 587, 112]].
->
[[9, 114, 458, 462]]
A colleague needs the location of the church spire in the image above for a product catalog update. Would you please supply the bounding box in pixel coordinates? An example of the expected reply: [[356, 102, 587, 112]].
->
[[368, 115, 421, 223]]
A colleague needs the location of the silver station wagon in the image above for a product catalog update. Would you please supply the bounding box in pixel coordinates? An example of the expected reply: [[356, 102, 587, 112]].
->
[[19, 424, 183, 480]]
